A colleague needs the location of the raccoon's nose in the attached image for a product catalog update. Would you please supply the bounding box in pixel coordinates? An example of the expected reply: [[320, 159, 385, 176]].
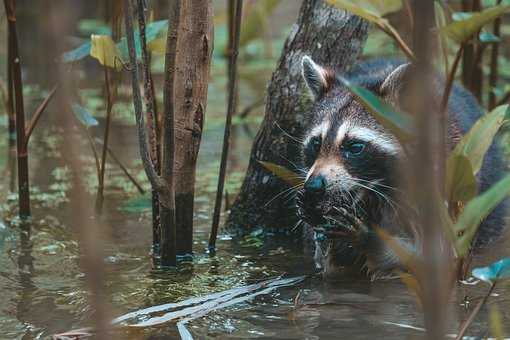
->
[[304, 175, 327, 199]]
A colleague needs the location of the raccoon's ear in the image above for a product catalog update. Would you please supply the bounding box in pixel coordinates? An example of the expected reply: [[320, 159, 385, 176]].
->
[[302, 56, 335, 100], [380, 63, 412, 96]]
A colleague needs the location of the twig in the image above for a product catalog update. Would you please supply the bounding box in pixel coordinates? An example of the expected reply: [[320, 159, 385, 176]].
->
[[95, 67, 114, 214], [123, 0, 166, 196], [455, 282, 497, 340], [239, 98, 264, 119], [209, 0, 244, 251], [380, 23, 415, 61], [440, 45, 464, 115], [24, 84, 58, 148], [94, 138, 146, 195], [489, 0, 503, 110], [137, 0, 162, 250]]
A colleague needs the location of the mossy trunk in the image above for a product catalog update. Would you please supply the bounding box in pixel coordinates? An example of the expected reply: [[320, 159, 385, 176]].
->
[[228, 0, 368, 231]]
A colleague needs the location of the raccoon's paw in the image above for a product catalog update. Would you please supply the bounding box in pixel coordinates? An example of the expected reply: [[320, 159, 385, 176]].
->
[[323, 207, 370, 246]]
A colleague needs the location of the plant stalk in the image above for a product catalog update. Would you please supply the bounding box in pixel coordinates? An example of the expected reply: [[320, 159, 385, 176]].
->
[[209, 0, 243, 250]]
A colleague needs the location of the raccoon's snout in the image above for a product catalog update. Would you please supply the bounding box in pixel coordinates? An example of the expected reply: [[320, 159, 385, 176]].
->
[[304, 175, 327, 202]]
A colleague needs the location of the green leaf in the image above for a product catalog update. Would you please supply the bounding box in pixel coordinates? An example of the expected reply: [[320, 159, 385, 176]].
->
[[62, 41, 91, 63], [441, 5, 510, 43], [454, 174, 510, 256], [71, 104, 99, 128], [119, 195, 152, 213], [258, 161, 303, 187], [90, 35, 124, 70], [326, 0, 403, 25], [452, 12, 474, 21], [472, 257, 510, 283], [479, 31, 501, 43], [446, 155, 478, 205], [450, 104, 508, 175], [339, 77, 414, 142]]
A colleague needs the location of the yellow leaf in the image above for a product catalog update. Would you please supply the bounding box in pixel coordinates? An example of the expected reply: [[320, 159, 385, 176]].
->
[[148, 37, 166, 54], [90, 34, 123, 70], [440, 5, 510, 43], [258, 161, 303, 187]]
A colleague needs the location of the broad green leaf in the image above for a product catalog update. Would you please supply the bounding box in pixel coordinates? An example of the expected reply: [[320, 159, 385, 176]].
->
[[258, 161, 303, 187], [472, 257, 510, 282], [479, 31, 501, 43], [450, 104, 508, 175], [441, 5, 510, 43], [90, 35, 123, 70], [120, 195, 151, 213], [452, 12, 474, 21], [71, 104, 99, 128], [326, 0, 403, 25], [339, 77, 414, 142], [446, 155, 477, 205], [62, 41, 91, 63], [455, 174, 510, 256]]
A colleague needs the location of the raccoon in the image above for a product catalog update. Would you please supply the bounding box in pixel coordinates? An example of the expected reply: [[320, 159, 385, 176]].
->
[[296, 56, 508, 278]]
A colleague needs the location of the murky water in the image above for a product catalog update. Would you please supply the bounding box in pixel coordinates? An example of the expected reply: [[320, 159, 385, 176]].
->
[[1, 3, 510, 340]]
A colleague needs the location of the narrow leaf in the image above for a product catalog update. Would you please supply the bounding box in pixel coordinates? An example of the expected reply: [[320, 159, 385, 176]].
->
[[450, 104, 508, 175], [62, 41, 91, 63], [71, 104, 99, 128], [472, 257, 510, 282], [326, 0, 403, 25], [90, 35, 124, 70], [455, 174, 510, 256], [339, 77, 414, 142], [479, 31, 501, 43], [441, 5, 510, 43], [258, 161, 303, 187]]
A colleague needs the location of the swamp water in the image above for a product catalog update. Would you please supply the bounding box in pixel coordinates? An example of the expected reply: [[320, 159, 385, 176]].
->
[[1, 4, 510, 340]]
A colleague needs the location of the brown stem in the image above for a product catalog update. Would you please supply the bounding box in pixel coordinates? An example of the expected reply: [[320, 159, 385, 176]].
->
[[488, 0, 503, 110], [94, 138, 146, 195], [209, 0, 243, 250], [455, 282, 497, 340], [24, 84, 58, 148], [440, 45, 464, 115], [381, 22, 415, 61], [137, 0, 162, 249], [95, 67, 114, 214], [84, 128, 101, 182], [4, 0, 30, 218], [123, 0, 166, 196], [5, 13, 15, 144]]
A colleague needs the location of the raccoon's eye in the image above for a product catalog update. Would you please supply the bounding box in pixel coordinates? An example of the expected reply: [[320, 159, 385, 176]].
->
[[310, 136, 322, 154], [342, 141, 366, 158]]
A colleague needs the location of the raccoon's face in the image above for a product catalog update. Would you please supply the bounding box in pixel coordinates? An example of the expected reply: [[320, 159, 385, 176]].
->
[[297, 56, 405, 229]]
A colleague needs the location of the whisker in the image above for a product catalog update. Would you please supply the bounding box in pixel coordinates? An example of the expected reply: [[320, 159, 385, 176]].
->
[[264, 183, 302, 207], [274, 121, 305, 144]]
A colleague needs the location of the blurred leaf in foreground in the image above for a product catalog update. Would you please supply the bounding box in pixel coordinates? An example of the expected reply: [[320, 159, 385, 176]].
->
[[472, 257, 510, 283]]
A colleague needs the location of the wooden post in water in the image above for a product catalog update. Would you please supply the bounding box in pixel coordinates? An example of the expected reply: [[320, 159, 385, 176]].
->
[[167, 0, 214, 256]]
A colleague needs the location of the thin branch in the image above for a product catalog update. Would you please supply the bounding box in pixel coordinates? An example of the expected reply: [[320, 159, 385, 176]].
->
[[95, 67, 114, 214], [123, 0, 166, 196], [24, 84, 58, 148], [381, 23, 415, 61], [94, 138, 146, 195], [488, 0, 503, 110], [209, 0, 244, 250], [440, 44, 464, 115], [455, 282, 497, 340]]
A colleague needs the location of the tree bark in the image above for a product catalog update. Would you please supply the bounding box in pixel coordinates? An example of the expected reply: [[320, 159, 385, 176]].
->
[[165, 0, 213, 255], [228, 0, 368, 231]]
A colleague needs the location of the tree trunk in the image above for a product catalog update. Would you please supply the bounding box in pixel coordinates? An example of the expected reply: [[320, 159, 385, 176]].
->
[[166, 0, 213, 255], [228, 0, 368, 231]]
